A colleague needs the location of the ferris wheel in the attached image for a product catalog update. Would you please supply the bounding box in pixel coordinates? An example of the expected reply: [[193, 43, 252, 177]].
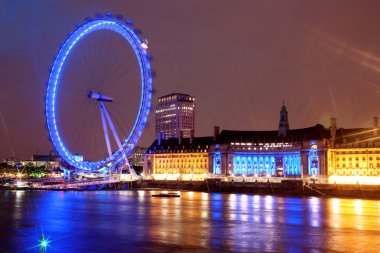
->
[[45, 13, 153, 176]]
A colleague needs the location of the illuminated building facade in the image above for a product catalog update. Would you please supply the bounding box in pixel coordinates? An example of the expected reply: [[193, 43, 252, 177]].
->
[[144, 136, 213, 180], [327, 117, 380, 184], [210, 124, 329, 177], [147, 99, 380, 185], [155, 93, 195, 139], [128, 146, 147, 168], [209, 104, 330, 178], [30, 151, 60, 168]]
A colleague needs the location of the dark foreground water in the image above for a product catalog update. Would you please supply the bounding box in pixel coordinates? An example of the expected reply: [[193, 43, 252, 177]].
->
[[1, 190, 379, 253]]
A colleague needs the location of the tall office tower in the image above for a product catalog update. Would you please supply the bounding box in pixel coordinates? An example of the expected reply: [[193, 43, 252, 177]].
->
[[155, 93, 195, 139]]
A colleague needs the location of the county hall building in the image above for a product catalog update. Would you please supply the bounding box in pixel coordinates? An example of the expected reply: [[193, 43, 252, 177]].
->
[[144, 94, 380, 184], [209, 103, 329, 178]]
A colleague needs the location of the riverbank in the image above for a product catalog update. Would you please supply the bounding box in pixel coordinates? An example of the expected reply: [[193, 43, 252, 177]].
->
[[132, 179, 380, 199], [2, 179, 380, 199]]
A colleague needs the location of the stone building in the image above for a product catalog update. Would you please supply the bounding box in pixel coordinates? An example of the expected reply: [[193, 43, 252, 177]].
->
[[144, 132, 213, 180], [327, 117, 380, 184], [145, 101, 380, 184]]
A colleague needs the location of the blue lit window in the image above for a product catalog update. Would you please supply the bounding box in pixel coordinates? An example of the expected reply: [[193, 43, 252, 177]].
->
[[213, 152, 222, 175], [308, 151, 319, 175]]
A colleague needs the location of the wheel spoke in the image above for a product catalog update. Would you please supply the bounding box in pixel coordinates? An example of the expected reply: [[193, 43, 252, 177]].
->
[[46, 15, 152, 175]]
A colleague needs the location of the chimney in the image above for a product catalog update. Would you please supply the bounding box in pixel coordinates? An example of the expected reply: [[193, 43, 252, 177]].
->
[[213, 126, 220, 141], [190, 129, 194, 144], [179, 130, 183, 145], [374, 117, 378, 136], [330, 117, 337, 145]]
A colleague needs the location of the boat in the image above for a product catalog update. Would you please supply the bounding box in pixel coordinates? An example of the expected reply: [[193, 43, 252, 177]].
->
[[152, 191, 180, 197]]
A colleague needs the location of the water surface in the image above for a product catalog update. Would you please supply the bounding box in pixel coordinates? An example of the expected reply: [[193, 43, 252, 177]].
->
[[1, 190, 379, 252]]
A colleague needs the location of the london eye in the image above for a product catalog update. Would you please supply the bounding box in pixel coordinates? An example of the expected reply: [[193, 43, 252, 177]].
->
[[45, 13, 153, 176]]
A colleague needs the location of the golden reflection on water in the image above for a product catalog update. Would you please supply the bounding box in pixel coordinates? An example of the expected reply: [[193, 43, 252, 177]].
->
[[327, 198, 380, 231], [325, 198, 380, 252], [145, 192, 380, 252]]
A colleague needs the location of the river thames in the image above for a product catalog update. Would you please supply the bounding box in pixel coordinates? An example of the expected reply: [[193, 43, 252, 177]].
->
[[1, 190, 379, 252]]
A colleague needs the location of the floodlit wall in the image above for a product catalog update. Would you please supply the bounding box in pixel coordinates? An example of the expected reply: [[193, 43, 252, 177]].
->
[[144, 152, 209, 180], [327, 148, 380, 184]]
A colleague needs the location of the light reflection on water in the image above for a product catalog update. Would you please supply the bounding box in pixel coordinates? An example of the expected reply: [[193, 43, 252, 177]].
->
[[0, 190, 380, 252]]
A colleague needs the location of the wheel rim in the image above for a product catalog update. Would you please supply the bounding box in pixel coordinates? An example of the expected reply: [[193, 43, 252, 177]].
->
[[45, 16, 152, 171]]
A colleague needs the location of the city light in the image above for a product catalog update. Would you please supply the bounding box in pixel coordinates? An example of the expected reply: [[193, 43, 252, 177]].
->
[[328, 175, 380, 185], [39, 234, 50, 252], [45, 16, 152, 174], [40, 240, 48, 247], [141, 42, 148, 49]]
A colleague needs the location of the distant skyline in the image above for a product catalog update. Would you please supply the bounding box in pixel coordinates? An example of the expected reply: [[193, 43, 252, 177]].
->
[[1, 1, 380, 159]]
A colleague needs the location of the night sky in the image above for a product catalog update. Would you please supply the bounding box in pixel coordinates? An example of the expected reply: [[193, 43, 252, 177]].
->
[[1, 1, 380, 160]]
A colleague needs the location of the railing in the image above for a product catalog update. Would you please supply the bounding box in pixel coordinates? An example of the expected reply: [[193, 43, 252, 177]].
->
[[304, 183, 326, 196], [32, 179, 121, 189], [141, 173, 330, 184]]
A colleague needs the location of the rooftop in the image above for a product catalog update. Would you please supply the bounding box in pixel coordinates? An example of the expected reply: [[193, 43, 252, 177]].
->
[[146, 136, 213, 153], [335, 128, 380, 144], [216, 124, 330, 144]]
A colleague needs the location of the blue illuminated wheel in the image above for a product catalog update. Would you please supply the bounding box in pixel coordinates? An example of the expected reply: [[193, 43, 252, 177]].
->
[[45, 14, 152, 173]]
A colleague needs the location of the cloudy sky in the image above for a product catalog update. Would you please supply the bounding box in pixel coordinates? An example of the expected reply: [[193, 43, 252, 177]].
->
[[1, 1, 380, 160]]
